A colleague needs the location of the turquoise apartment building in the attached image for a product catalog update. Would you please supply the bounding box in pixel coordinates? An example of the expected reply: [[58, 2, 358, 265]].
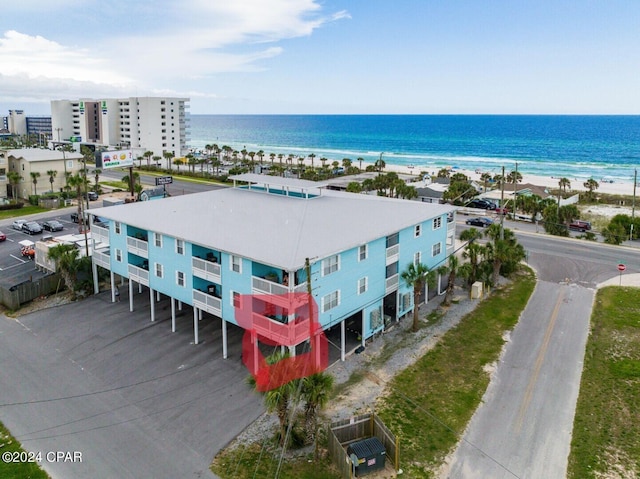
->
[[89, 174, 456, 361]]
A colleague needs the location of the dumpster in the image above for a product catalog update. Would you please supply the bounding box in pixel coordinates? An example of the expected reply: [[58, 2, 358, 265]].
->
[[347, 437, 386, 476]]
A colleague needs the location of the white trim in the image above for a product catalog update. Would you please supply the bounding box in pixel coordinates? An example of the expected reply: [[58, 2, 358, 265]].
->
[[433, 216, 442, 230], [415, 224, 421, 237], [414, 251, 421, 266], [155, 262, 164, 278], [175, 238, 184, 255], [230, 254, 242, 273], [357, 277, 368, 295], [432, 242, 442, 257], [154, 232, 162, 248], [176, 270, 185, 287], [115, 248, 122, 262], [358, 244, 368, 262], [322, 290, 340, 312], [322, 254, 340, 276]]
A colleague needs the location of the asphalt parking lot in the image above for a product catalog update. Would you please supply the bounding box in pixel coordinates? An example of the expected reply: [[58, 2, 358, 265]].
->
[[0, 289, 264, 479]]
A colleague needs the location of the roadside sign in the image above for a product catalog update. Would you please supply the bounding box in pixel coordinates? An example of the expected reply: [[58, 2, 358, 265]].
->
[[155, 176, 173, 186], [618, 264, 626, 272]]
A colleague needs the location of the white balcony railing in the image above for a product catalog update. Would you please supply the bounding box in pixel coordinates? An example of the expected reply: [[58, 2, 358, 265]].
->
[[126, 236, 148, 258], [93, 249, 110, 269], [386, 244, 399, 265], [252, 313, 311, 347], [128, 264, 149, 286], [193, 290, 222, 316], [192, 257, 221, 282], [252, 276, 289, 296], [385, 274, 399, 293], [92, 224, 109, 245]]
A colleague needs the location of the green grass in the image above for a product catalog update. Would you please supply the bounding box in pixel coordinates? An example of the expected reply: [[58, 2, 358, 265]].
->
[[211, 443, 339, 479], [568, 286, 640, 478], [211, 269, 536, 479], [375, 268, 536, 478], [100, 180, 129, 189], [0, 422, 50, 479], [0, 205, 49, 220]]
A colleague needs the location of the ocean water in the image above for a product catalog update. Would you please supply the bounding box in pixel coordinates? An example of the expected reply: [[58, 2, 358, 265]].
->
[[189, 115, 640, 185]]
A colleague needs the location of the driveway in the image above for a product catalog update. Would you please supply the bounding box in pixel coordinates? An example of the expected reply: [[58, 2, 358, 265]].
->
[[0, 290, 263, 479]]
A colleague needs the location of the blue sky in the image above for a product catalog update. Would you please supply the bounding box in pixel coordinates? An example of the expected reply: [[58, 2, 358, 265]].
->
[[1, 0, 639, 115]]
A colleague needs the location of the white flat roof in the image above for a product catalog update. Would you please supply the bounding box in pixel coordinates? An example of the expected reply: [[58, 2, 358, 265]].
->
[[91, 187, 454, 271], [230, 173, 329, 190], [5, 148, 83, 162]]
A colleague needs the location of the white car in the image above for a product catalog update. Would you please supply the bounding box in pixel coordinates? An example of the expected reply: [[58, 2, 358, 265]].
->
[[12, 219, 27, 231]]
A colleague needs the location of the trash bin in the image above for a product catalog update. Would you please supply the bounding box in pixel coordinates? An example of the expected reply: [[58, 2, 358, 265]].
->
[[347, 437, 386, 476]]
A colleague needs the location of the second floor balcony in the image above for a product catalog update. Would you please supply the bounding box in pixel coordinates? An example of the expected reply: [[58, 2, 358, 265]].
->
[[128, 264, 149, 286], [385, 274, 399, 294], [93, 249, 110, 270], [92, 224, 109, 245], [193, 289, 222, 317], [386, 244, 399, 265], [252, 312, 311, 347]]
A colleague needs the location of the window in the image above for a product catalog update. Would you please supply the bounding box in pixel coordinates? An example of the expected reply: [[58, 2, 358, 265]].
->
[[386, 232, 399, 248], [115, 222, 121, 234], [322, 254, 340, 276], [176, 271, 185, 287], [230, 255, 242, 273], [358, 277, 368, 295], [447, 234, 454, 246], [115, 249, 122, 262], [231, 291, 241, 308], [322, 290, 340, 313], [433, 217, 442, 229], [154, 232, 162, 248], [432, 242, 442, 257], [415, 224, 422, 237], [175, 239, 184, 255], [358, 245, 368, 261], [155, 263, 163, 278], [414, 251, 421, 266]]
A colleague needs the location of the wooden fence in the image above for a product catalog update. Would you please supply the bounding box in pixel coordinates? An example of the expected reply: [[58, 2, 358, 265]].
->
[[0, 273, 63, 310], [328, 412, 398, 479]]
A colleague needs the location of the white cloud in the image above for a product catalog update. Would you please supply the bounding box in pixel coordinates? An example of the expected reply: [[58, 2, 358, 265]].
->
[[0, 0, 348, 107]]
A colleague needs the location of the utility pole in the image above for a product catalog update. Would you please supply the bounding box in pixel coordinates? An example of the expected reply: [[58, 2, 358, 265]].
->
[[500, 165, 505, 240], [631, 169, 637, 241]]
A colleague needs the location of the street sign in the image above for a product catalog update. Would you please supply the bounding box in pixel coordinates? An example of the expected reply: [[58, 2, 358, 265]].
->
[[618, 264, 626, 272], [155, 176, 173, 186]]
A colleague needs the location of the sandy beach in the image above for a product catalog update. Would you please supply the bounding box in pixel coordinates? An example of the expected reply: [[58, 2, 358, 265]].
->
[[380, 164, 637, 197]]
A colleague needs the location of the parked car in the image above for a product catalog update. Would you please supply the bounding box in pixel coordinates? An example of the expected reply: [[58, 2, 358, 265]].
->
[[85, 191, 99, 201], [466, 199, 496, 210], [465, 217, 494, 227], [0, 231, 6, 242], [43, 219, 64, 232], [70, 212, 82, 223], [494, 207, 510, 215], [22, 221, 43, 235], [569, 220, 591, 232], [12, 219, 27, 230]]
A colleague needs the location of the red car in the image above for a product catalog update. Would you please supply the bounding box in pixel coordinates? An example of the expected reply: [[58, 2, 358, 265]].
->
[[0, 230, 6, 242]]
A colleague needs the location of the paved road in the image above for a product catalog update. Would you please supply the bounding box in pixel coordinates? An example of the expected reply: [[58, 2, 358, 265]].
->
[[446, 231, 640, 478], [0, 290, 263, 479]]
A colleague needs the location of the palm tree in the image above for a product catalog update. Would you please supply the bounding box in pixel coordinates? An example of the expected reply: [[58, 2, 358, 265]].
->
[[300, 373, 334, 445], [460, 228, 485, 287], [480, 172, 493, 192], [442, 254, 460, 306], [401, 262, 432, 332], [247, 351, 300, 445], [152, 155, 162, 168], [583, 178, 599, 199], [374, 157, 385, 172], [46, 169, 57, 192], [68, 173, 88, 231], [320, 157, 328, 169], [7, 171, 22, 201], [342, 158, 352, 169], [92, 169, 102, 192], [163, 151, 174, 172], [558, 177, 571, 194], [143, 150, 154, 167], [484, 224, 526, 286], [30, 171, 41, 195], [47, 243, 80, 298], [309, 153, 316, 169], [357, 157, 364, 171]]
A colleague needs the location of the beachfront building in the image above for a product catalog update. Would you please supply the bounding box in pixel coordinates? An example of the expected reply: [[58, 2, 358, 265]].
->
[[51, 97, 190, 157], [89, 174, 455, 360], [0, 148, 83, 200]]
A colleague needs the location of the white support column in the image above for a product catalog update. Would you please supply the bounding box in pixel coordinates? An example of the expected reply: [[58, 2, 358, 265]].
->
[[156, 290, 160, 302], [150, 288, 156, 322], [120, 275, 125, 286], [289, 344, 296, 357], [171, 297, 176, 332], [198, 308, 203, 321], [138, 282, 142, 294], [110, 271, 116, 302], [193, 307, 199, 344], [92, 260, 99, 295], [178, 300, 183, 311], [222, 319, 228, 359], [129, 280, 134, 312], [361, 313, 366, 348], [340, 320, 346, 362], [252, 331, 259, 373]]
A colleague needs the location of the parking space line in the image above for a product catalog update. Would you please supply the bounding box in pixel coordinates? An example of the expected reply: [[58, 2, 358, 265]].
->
[[9, 254, 28, 264]]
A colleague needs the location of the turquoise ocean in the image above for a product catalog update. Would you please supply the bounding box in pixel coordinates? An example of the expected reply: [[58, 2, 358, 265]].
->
[[189, 115, 640, 185]]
